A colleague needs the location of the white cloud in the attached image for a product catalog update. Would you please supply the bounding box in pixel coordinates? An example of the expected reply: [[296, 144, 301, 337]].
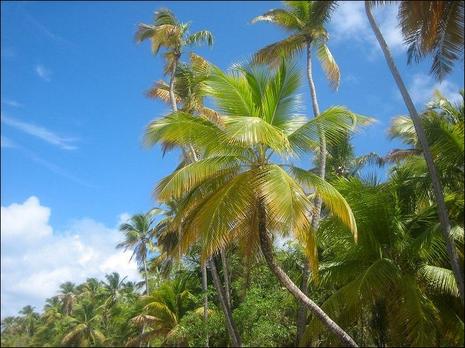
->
[[1, 197, 140, 317], [1, 115, 78, 150], [330, 1, 405, 56], [35, 64, 52, 82], [407, 73, 462, 106]]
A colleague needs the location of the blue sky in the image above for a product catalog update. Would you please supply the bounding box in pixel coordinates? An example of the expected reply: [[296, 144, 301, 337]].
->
[[1, 1, 463, 316]]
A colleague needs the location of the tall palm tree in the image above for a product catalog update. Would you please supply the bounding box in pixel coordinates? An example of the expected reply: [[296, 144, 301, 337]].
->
[[117, 213, 157, 295], [251, 2, 340, 337], [365, 0, 464, 303], [145, 60, 364, 346], [146, 54, 232, 347], [135, 8, 213, 114], [399, 1, 464, 80]]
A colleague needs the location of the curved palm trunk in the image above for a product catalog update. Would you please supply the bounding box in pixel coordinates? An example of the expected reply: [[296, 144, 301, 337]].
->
[[365, 1, 464, 304], [208, 258, 242, 347], [220, 248, 231, 307], [201, 263, 209, 348], [257, 200, 358, 347]]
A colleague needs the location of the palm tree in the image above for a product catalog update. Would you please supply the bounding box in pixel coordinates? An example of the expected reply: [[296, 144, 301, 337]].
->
[[128, 277, 197, 346], [117, 213, 157, 295], [145, 60, 365, 346], [18, 305, 39, 337], [303, 175, 463, 347], [58, 282, 77, 316], [102, 272, 128, 307], [399, 1, 464, 80], [61, 301, 106, 347], [251, 2, 340, 337], [146, 54, 231, 347], [135, 8, 213, 114], [365, 1, 464, 303]]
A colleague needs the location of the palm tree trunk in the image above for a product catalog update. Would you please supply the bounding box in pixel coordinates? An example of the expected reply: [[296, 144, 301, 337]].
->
[[295, 262, 309, 346], [143, 258, 149, 295], [296, 40, 328, 343], [220, 248, 231, 307], [208, 258, 242, 347], [365, 1, 464, 304], [169, 58, 179, 113], [202, 263, 209, 348], [257, 200, 358, 347]]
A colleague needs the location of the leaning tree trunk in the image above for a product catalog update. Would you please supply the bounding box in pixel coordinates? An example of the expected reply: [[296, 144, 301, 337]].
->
[[257, 200, 358, 347], [208, 258, 242, 347], [296, 40, 328, 343], [220, 248, 231, 307], [202, 263, 209, 348], [365, 1, 464, 303], [169, 57, 179, 113]]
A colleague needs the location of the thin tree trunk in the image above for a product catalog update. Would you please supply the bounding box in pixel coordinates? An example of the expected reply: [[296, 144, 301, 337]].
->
[[209, 258, 242, 347], [143, 258, 149, 295], [296, 40, 328, 344], [169, 58, 179, 113], [365, 1, 464, 303], [295, 262, 309, 346], [257, 200, 358, 347], [202, 263, 209, 348], [220, 248, 231, 308]]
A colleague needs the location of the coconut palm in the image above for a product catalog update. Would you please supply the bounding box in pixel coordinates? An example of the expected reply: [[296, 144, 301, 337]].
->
[[399, 1, 464, 80], [58, 282, 77, 316], [147, 54, 233, 347], [144, 60, 367, 346], [135, 8, 213, 114], [18, 306, 39, 337], [365, 1, 464, 303], [128, 277, 197, 346], [61, 301, 106, 347], [251, 2, 341, 337], [251, 0, 340, 225], [117, 213, 158, 295], [303, 175, 463, 347]]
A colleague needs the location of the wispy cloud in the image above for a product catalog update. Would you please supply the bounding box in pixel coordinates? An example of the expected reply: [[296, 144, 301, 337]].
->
[[330, 2, 405, 58], [1, 115, 78, 150], [23, 12, 75, 47], [407, 74, 462, 107], [35, 64, 52, 82], [2, 99, 23, 108]]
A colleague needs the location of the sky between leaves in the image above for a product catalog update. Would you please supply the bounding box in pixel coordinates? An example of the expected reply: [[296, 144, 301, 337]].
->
[[1, 1, 463, 317]]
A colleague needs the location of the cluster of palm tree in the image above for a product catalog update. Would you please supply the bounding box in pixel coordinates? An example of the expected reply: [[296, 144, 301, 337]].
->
[[2, 1, 463, 347]]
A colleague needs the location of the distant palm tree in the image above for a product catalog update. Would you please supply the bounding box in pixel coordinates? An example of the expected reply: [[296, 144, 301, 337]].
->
[[58, 282, 77, 316], [19, 305, 39, 337], [365, 0, 464, 303], [135, 8, 213, 113], [61, 301, 106, 347], [128, 277, 197, 346], [117, 213, 157, 295]]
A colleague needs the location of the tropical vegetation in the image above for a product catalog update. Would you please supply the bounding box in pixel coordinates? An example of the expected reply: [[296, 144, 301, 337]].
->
[[2, 1, 463, 347]]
